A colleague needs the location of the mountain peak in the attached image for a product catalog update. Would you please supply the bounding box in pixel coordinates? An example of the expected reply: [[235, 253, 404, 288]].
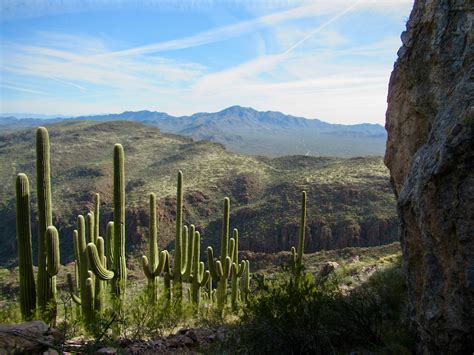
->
[[219, 105, 256, 115]]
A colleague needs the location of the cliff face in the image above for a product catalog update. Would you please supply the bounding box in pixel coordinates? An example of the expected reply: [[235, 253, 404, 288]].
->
[[385, 0, 474, 352]]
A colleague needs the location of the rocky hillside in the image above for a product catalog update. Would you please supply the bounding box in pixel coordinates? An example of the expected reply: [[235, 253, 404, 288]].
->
[[0, 120, 396, 266], [385, 0, 473, 352]]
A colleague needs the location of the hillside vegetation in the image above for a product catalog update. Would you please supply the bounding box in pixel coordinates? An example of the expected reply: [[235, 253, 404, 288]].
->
[[0, 120, 396, 266]]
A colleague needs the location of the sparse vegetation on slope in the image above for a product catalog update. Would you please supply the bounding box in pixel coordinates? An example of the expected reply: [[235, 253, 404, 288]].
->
[[0, 121, 397, 267]]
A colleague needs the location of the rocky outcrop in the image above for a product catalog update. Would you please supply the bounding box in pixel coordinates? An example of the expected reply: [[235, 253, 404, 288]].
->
[[242, 217, 398, 253], [0, 321, 62, 353], [385, 0, 473, 352]]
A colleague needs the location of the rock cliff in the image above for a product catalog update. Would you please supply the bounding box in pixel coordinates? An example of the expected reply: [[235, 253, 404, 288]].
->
[[385, 0, 473, 352]]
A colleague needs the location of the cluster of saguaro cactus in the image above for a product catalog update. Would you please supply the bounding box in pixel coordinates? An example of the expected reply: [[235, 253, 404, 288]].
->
[[67, 196, 108, 325], [206, 197, 248, 312], [137, 171, 250, 312], [86, 144, 128, 311], [65, 145, 129, 330], [15, 127, 61, 324], [16, 127, 259, 331], [290, 191, 307, 275]]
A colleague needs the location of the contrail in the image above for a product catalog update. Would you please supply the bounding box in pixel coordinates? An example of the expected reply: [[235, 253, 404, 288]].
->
[[284, 0, 362, 56]]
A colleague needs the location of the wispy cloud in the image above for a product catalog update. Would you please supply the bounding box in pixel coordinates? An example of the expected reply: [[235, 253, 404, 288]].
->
[[193, 1, 362, 94], [0, 0, 413, 122], [0, 83, 52, 96]]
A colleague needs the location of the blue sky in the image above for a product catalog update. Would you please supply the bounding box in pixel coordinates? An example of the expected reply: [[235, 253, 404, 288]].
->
[[0, 0, 413, 124]]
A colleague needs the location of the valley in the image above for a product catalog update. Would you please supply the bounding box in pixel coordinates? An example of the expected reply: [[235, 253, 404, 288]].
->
[[0, 120, 396, 267]]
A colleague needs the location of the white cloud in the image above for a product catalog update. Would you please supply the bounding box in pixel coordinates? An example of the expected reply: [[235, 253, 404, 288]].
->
[[0, 1, 413, 123]]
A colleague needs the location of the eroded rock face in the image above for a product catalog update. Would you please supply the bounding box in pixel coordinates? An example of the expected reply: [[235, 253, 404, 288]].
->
[[385, 0, 473, 352]]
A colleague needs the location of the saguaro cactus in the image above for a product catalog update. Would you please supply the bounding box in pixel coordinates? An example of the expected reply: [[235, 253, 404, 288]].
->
[[240, 260, 250, 303], [15, 173, 36, 320], [87, 144, 127, 309], [290, 191, 307, 274], [190, 230, 210, 307], [172, 171, 192, 303], [207, 197, 233, 312], [141, 193, 167, 302], [112, 143, 127, 298], [36, 127, 55, 316], [229, 229, 246, 311]]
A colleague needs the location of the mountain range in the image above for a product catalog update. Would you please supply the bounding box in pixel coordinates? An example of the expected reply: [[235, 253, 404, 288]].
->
[[0, 120, 396, 266], [0, 106, 387, 157]]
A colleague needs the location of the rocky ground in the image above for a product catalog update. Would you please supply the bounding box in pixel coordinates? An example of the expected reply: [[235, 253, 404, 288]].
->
[[0, 321, 227, 354]]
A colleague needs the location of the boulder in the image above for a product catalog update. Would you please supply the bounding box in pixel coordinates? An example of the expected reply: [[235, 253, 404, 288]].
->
[[0, 321, 61, 354], [385, 0, 474, 352]]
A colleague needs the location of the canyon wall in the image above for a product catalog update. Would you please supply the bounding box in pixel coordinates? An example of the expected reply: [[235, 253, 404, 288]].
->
[[385, 0, 473, 352]]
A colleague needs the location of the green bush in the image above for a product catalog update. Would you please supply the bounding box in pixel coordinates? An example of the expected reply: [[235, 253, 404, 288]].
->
[[228, 264, 415, 354]]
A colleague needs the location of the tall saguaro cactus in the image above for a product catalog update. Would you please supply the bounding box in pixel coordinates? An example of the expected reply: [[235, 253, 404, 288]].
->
[[113, 143, 127, 298], [36, 127, 55, 315], [15, 173, 36, 319], [87, 144, 127, 310], [229, 228, 246, 311], [190, 230, 210, 306], [290, 191, 307, 274], [172, 171, 192, 303], [240, 260, 250, 303], [141, 193, 167, 302], [207, 197, 233, 312]]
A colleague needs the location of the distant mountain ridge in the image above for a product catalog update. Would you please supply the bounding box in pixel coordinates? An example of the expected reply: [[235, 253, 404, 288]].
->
[[1, 106, 387, 157]]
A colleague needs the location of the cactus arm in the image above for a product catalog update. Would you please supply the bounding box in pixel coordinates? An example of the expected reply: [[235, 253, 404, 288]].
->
[[207, 247, 219, 280], [73, 230, 80, 265], [229, 238, 236, 263], [46, 226, 60, 277], [224, 256, 232, 279], [96, 237, 105, 261], [66, 273, 81, 305], [106, 222, 114, 269], [87, 243, 114, 280], [94, 236, 105, 312], [215, 260, 225, 279], [86, 212, 95, 244], [94, 193, 100, 243], [15, 173, 36, 319], [232, 229, 239, 264], [199, 264, 210, 286], [183, 225, 194, 279], [156, 250, 167, 275], [141, 256, 154, 279], [236, 260, 246, 277], [181, 225, 189, 275]]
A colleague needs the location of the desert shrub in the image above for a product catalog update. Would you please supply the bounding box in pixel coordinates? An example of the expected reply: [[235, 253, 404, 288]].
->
[[228, 264, 415, 354]]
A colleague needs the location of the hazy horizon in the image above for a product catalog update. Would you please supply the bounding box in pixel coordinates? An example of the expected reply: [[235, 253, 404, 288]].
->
[[1, 0, 413, 124]]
